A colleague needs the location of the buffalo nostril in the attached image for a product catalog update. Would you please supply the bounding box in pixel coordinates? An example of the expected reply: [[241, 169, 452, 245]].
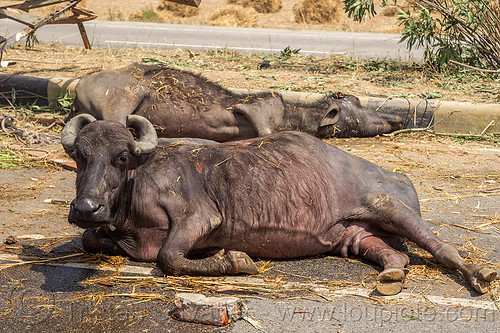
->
[[72, 198, 103, 216]]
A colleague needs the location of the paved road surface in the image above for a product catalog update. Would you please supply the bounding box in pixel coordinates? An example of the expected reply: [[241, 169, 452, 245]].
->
[[0, 20, 424, 61]]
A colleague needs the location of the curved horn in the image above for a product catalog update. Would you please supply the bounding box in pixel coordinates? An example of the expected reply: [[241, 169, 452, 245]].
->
[[126, 115, 158, 155], [61, 114, 96, 152]]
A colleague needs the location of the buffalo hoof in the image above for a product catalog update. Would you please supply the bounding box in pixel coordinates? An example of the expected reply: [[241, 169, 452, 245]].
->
[[377, 268, 405, 282], [376, 268, 405, 296], [376, 281, 403, 296], [225, 250, 259, 275], [466, 266, 497, 294]]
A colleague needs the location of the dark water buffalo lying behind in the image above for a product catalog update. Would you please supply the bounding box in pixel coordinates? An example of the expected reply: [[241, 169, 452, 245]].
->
[[67, 63, 403, 141], [61, 114, 496, 296]]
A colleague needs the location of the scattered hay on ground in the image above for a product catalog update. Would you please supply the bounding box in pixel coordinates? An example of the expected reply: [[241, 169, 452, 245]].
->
[[228, 0, 282, 14], [157, 0, 200, 17], [128, 11, 144, 22], [293, 0, 342, 24], [210, 6, 258, 27]]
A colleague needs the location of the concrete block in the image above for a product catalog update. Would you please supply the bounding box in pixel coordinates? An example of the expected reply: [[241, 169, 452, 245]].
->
[[432, 101, 500, 134], [172, 293, 247, 326]]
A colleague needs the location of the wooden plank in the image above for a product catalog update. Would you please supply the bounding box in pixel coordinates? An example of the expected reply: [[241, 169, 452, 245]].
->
[[0, 8, 41, 27], [166, 0, 201, 8], [49, 6, 96, 24], [48, 15, 95, 24], [19, 0, 68, 10], [0, 0, 80, 55]]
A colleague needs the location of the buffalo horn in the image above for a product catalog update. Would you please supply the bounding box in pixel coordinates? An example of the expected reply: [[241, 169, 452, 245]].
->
[[61, 114, 96, 151], [126, 115, 158, 155]]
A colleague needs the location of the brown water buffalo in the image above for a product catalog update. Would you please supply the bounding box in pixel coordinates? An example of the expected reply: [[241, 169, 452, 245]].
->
[[67, 63, 402, 141], [61, 114, 496, 296]]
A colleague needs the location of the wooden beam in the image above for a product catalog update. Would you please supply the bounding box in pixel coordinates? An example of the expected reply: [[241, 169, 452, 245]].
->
[[19, 0, 69, 10], [76, 21, 91, 49], [166, 0, 201, 8], [48, 7, 97, 24], [0, 0, 80, 55], [0, 8, 41, 27]]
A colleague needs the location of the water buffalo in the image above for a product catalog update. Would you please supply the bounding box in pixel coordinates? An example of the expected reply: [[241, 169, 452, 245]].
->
[[67, 63, 403, 141], [61, 114, 496, 296]]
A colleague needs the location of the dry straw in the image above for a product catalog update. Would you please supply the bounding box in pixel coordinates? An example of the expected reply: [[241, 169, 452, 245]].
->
[[228, 0, 282, 14], [157, 0, 200, 17], [210, 6, 258, 27], [293, 0, 342, 24]]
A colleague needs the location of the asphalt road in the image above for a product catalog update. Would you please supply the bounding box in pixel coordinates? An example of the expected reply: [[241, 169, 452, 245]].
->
[[0, 20, 424, 61]]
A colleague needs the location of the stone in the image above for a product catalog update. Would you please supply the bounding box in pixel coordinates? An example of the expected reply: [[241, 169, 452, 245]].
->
[[171, 293, 247, 326]]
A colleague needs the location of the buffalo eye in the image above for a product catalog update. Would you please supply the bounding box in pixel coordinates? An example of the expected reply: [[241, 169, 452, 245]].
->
[[72, 144, 88, 161], [117, 151, 129, 165]]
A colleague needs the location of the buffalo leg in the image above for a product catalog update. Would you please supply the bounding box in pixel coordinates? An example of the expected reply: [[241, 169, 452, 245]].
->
[[364, 193, 497, 293], [82, 227, 126, 256], [157, 214, 258, 276], [358, 236, 409, 295], [157, 248, 259, 276]]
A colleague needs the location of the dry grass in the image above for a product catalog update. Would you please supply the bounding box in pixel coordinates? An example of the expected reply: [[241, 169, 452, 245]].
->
[[1, 42, 498, 105], [293, 0, 342, 24], [210, 6, 258, 27], [382, 5, 400, 17], [229, 0, 282, 14], [157, 0, 200, 17]]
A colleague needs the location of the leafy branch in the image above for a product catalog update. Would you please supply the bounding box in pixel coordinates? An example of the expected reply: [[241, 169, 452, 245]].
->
[[343, 0, 500, 69]]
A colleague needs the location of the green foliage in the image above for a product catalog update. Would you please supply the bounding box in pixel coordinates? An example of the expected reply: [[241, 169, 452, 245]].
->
[[140, 9, 162, 23], [343, 0, 500, 69], [50, 91, 73, 114], [279, 46, 301, 60], [343, 0, 376, 21], [0, 152, 20, 169], [7, 88, 73, 115], [25, 33, 39, 49]]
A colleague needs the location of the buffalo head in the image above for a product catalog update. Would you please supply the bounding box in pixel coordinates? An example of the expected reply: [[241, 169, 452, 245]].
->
[[61, 114, 158, 228], [317, 94, 403, 138]]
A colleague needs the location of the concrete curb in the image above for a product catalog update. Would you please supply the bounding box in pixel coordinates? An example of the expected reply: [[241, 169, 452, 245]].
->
[[0, 74, 498, 135]]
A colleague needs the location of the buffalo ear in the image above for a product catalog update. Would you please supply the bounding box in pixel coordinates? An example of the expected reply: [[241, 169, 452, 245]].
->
[[319, 104, 340, 127], [126, 115, 158, 155], [61, 114, 96, 152]]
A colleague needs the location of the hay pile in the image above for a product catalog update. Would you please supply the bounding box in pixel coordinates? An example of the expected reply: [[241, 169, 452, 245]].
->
[[210, 6, 258, 27], [293, 0, 342, 24], [227, 0, 282, 14], [157, 0, 200, 17], [128, 11, 144, 22]]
